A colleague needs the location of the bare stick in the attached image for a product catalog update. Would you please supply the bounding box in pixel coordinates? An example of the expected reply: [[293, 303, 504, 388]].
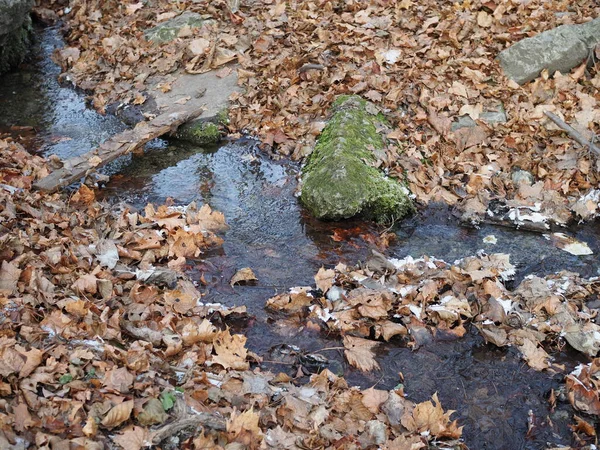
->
[[150, 414, 226, 445], [544, 111, 600, 157], [33, 105, 205, 193]]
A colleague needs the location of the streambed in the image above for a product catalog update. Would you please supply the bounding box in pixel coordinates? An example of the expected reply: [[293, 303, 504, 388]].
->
[[1, 26, 600, 449]]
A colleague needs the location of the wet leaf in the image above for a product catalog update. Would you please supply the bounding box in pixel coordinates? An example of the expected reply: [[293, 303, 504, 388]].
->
[[343, 336, 380, 372], [230, 267, 258, 286]]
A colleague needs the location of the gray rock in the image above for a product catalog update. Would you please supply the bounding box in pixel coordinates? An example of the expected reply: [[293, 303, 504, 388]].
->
[[300, 95, 413, 222], [481, 104, 508, 124], [452, 104, 507, 131], [149, 70, 240, 145], [144, 12, 211, 44], [498, 18, 600, 84], [0, 0, 34, 73]]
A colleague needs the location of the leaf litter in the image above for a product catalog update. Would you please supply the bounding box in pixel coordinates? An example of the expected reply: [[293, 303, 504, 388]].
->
[[43, 0, 600, 227], [0, 139, 467, 448], [9, 0, 600, 446]]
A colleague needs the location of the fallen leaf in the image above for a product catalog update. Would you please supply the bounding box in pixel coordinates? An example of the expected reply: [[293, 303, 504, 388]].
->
[[102, 400, 134, 429], [230, 267, 258, 286], [343, 336, 380, 371]]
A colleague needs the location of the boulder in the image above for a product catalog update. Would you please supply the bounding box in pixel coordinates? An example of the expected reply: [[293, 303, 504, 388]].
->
[[498, 19, 600, 84], [144, 12, 212, 44], [300, 95, 413, 222], [0, 0, 34, 73]]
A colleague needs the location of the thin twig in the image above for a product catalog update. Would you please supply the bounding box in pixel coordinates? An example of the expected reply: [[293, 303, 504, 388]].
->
[[544, 111, 600, 157]]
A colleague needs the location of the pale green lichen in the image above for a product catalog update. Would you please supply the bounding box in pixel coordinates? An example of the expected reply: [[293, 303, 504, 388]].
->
[[144, 12, 210, 44], [300, 95, 413, 222], [174, 120, 222, 145]]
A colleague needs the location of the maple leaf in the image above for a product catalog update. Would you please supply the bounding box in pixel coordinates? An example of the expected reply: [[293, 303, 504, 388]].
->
[[343, 336, 380, 372], [103, 367, 134, 393], [408, 393, 462, 439], [314, 267, 335, 292], [227, 408, 263, 447], [212, 329, 249, 370], [0, 261, 21, 295]]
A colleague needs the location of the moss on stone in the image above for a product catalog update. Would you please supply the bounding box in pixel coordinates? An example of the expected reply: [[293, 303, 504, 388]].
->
[[174, 120, 222, 145], [0, 16, 33, 73], [215, 108, 230, 125], [300, 95, 413, 222]]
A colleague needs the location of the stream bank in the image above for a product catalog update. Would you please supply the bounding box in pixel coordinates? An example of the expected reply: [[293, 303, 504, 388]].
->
[[2, 25, 600, 449]]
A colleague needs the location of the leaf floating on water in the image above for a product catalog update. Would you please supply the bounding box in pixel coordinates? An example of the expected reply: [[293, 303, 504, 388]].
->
[[545, 233, 593, 256], [483, 235, 497, 245], [408, 393, 463, 439], [230, 267, 258, 286], [343, 336, 380, 372]]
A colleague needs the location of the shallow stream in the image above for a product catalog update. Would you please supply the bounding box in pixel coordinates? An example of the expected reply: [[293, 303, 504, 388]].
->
[[2, 26, 600, 449]]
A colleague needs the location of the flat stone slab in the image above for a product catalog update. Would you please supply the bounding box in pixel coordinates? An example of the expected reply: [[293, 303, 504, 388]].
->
[[144, 12, 211, 44], [498, 18, 600, 84], [111, 67, 240, 145]]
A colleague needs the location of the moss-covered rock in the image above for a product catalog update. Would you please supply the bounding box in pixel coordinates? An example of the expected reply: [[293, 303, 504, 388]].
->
[[300, 95, 413, 222], [0, 0, 34, 73], [173, 113, 227, 145], [144, 12, 211, 44]]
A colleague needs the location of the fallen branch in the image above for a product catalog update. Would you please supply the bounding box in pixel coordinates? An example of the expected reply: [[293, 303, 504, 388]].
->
[[33, 105, 205, 193], [544, 111, 600, 157], [150, 398, 226, 445]]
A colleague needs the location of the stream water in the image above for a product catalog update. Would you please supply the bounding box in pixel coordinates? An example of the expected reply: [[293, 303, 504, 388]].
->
[[2, 26, 600, 449]]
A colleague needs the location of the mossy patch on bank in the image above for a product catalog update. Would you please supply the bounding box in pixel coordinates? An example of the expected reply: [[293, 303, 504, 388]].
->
[[300, 95, 413, 222], [0, 15, 33, 73]]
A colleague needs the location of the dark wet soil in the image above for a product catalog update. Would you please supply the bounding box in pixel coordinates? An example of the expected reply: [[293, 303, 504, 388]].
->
[[3, 26, 600, 450]]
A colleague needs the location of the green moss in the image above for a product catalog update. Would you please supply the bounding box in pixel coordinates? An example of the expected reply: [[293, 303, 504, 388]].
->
[[0, 16, 33, 73], [174, 120, 222, 145], [300, 95, 413, 222], [215, 108, 230, 125]]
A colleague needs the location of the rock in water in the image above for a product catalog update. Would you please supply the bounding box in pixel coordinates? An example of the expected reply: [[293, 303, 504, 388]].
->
[[498, 18, 600, 84], [0, 0, 34, 73], [300, 95, 413, 222]]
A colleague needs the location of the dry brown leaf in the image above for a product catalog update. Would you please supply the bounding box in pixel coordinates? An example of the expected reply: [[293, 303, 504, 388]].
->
[[409, 393, 462, 438], [230, 267, 258, 286], [314, 267, 335, 292], [212, 329, 249, 370], [343, 336, 380, 372], [113, 425, 150, 450], [102, 400, 134, 429]]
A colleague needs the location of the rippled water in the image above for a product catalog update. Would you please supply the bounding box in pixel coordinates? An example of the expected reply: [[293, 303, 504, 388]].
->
[[2, 25, 600, 450]]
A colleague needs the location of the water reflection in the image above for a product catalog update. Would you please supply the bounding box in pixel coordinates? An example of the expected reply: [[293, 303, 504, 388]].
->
[[0, 26, 124, 158]]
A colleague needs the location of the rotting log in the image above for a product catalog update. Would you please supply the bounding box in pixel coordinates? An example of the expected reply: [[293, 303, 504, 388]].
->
[[33, 106, 206, 193], [300, 95, 413, 222]]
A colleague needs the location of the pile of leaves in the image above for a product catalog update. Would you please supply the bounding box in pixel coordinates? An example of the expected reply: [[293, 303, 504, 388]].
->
[[0, 138, 465, 448], [41, 0, 600, 226], [267, 251, 600, 428]]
